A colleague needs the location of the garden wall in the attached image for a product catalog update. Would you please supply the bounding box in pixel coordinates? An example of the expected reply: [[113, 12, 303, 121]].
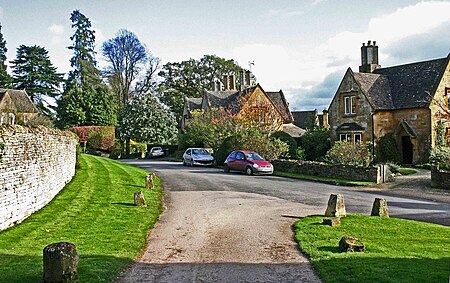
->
[[431, 169, 450, 190], [0, 125, 77, 231], [273, 160, 381, 183]]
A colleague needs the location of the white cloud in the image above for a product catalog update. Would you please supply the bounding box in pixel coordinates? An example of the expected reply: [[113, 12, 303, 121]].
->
[[48, 24, 64, 35], [311, 0, 325, 6], [94, 28, 105, 43], [263, 9, 304, 18], [0, 7, 3, 20]]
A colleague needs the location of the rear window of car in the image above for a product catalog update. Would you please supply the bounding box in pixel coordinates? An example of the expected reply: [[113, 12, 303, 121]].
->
[[152, 147, 162, 151], [228, 151, 237, 159]]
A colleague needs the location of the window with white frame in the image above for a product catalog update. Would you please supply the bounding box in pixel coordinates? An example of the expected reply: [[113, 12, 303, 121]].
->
[[354, 133, 362, 144], [339, 133, 351, 142], [344, 96, 355, 115]]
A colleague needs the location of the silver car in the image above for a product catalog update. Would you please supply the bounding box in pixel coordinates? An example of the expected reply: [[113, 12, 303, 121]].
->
[[183, 148, 214, 166], [149, 147, 164, 158]]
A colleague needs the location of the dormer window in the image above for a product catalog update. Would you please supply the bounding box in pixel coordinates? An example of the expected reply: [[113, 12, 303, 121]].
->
[[344, 96, 356, 115]]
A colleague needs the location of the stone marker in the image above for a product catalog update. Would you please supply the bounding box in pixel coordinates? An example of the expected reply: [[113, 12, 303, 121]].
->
[[338, 236, 365, 252], [371, 198, 389, 217], [146, 173, 156, 190], [322, 217, 341, 227], [134, 191, 147, 207], [325, 194, 346, 217], [43, 242, 79, 283]]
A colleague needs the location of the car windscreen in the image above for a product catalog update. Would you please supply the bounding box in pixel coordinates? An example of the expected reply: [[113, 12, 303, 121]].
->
[[192, 149, 209, 155], [152, 147, 162, 151], [245, 152, 264, 161]]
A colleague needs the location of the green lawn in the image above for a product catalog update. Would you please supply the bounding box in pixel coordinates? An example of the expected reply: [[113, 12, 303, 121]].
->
[[398, 168, 417, 175], [273, 171, 375, 186], [295, 215, 450, 283], [0, 154, 163, 283]]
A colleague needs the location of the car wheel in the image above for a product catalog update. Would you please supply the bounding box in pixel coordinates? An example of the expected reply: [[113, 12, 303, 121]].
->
[[182, 160, 186, 166], [224, 164, 230, 173], [245, 166, 253, 176]]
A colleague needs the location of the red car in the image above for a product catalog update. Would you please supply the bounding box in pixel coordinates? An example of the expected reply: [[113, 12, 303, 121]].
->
[[223, 150, 273, 175]]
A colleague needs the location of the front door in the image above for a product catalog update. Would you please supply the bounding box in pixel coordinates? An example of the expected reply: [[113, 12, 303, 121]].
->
[[401, 136, 413, 164]]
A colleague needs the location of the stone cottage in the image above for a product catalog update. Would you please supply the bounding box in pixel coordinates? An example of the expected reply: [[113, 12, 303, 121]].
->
[[0, 89, 39, 125], [329, 41, 450, 164], [182, 71, 302, 136]]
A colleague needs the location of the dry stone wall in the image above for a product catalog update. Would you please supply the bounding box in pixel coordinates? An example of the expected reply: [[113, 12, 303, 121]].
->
[[0, 125, 77, 231]]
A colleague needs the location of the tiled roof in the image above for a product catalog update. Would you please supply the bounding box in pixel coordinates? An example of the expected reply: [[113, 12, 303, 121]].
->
[[0, 89, 38, 113], [373, 56, 449, 109], [353, 72, 393, 110], [186, 97, 202, 111], [267, 91, 293, 123], [291, 110, 317, 129], [282, 123, 305, 138]]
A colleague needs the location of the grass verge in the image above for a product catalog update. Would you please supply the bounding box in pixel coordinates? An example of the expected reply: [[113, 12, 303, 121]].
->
[[273, 171, 375, 186], [0, 154, 163, 283], [295, 215, 450, 283], [398, 168, 417, 175]]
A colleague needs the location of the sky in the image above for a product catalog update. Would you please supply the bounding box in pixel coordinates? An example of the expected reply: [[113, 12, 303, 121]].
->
[[1, 0, 449, 111]]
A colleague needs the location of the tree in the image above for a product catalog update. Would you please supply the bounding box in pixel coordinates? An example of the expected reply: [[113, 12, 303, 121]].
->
[[102, 29, 159, 108], [56, 10, 116, 128], [0, 23, 12, 87], [119, 93, 177, 144], [10, 45, 63, 116], [298, 127, 331, 161], [158, 55, 242, 120]]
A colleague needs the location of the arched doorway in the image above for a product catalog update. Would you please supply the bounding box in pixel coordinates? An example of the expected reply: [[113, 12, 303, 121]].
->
[[401, 136, 413, 164]]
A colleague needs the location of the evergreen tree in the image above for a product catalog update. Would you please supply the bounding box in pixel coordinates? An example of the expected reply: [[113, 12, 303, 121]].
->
[[56, 10, 116, 128], [10, 45, 63, 116], [0, 23, 12, 87]]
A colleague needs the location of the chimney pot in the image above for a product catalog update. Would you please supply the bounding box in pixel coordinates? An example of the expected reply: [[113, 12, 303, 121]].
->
[[373, 41, 377, 46], [362, 43, 366, 46], [368, 40, 371, 45]]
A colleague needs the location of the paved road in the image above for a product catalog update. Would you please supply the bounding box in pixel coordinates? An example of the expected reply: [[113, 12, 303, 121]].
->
[[117, 159, 450, 283], [125, 160, 450, 226]]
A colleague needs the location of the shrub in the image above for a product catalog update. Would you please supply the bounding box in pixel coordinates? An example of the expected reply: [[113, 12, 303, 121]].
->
[[70, 126, 115, 152], [295, 146, 306, 160], [378, 134, 401, 163], [326, 141, 373, 167], [298, 128, 331, 161], [271, 131, 298, 159], [430, 146, 450, 171], [386, 162, 400, 174], [215, 127, 289, 165]]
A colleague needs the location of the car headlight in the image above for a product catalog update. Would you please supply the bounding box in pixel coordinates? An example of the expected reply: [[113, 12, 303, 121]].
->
[[252, 163, 259, 168]]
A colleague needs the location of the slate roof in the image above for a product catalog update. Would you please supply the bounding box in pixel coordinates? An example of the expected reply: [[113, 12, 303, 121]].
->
[[353, 72, 393, 110], [353, 55, 449, 110], [291, 110, 318, 129], [204, 90, 244, 113], [0, 89, 38, 113], [185, 97, 202, 112], [267, 91, 293, 123]]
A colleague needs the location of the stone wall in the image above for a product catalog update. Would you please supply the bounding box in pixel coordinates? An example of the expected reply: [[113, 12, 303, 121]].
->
[[0, 125, 77, 231], [431, 169, 450, 190], [273, 160, 381, 183]]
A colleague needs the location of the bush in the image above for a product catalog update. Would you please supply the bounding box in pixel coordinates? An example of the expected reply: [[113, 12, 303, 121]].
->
[[295, 146, 306, 160], [271, 131, 298, 159], [298, 128, 331, 161], [215, 127, 289, 165], [70, 126, 115, 152], [326, 141, 373, 167], [378, 134, 401, 163], [386, 162, 400, 174], [430, 146, 450, 171]]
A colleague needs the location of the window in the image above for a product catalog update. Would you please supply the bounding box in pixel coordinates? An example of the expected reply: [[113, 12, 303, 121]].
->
[[344, 96, 356, 115], [339, 133, 351, 142], [354, 133, 362, 144], [236, 152, 245, 160]]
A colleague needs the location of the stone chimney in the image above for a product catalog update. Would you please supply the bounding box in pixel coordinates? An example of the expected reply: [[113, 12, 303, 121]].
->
[[359, 40, 380, 73], [223, 74, 236, 91], [211, 79, 223, 91], [239, 69, 253, 91], [322, 109, 329, 128]]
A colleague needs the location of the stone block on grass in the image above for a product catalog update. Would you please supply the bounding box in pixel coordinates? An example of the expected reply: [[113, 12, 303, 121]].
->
[[338, 236, 365, 253], [322, 217, 341, 227], [134, 191, 147, 207], [325, 194, 346, 217], [43, 242, 79, 283], [371, 197, 389, 217]]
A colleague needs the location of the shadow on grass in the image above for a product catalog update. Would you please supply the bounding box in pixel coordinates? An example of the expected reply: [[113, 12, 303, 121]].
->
[[0, 254, 131, 283], [111, 202, 136, 207], [313, 256, 450, 283]]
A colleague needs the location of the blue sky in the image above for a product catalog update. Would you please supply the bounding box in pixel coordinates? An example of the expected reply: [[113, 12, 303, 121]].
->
[[1, 0, 449, 111]]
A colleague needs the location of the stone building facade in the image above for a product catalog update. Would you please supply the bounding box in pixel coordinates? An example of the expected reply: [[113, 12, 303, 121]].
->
[[329, 41, 450, 164], [0, 89, 39, 126]]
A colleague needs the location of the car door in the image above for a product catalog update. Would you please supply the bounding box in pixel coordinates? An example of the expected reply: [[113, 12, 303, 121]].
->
[[184, 149, 192, 164], [234, 151, 246, 171]]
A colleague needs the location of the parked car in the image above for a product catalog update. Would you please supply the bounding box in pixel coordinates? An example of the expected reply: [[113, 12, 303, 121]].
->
[[183, 148, 214, 166], [148, 147, 164, 158], [224, 150, 273, 175]]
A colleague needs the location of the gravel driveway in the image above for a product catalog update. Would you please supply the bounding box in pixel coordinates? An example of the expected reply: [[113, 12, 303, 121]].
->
[[116, 160, 450, 282]]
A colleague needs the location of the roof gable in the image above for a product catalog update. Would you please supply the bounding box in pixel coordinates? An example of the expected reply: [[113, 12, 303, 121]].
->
[[353, 72, 393, 110], [291, 110, 318, 129], [266, 90, 293, 123], [0, 89, 38, 113]]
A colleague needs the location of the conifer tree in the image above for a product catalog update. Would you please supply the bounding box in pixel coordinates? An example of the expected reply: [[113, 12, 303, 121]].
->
[[0, 23, 12, 87]]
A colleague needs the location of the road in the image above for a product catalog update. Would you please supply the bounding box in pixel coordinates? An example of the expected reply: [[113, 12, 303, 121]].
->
[[117, 160, 450, 283]]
